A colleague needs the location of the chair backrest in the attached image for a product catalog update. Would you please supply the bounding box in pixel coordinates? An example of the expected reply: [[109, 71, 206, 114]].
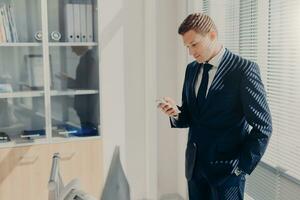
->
[[101, 146, 131, 200]]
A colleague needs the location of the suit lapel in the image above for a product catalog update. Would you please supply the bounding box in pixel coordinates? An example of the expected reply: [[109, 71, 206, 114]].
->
[[207, 49, 235, 97]]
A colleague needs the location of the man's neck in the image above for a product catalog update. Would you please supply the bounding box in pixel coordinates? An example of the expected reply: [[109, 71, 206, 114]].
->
[[208, 43, 222, 61]]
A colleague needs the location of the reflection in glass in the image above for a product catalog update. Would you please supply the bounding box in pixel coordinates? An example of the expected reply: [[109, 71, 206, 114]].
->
[[0, 46, 45, 144], [0, 47, 44, 92], [0, 96, 46, 143], [51, 46, 99, 138]]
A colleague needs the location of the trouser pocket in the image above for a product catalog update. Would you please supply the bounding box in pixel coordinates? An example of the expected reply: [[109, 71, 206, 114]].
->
[[185, 142, 197, 181]]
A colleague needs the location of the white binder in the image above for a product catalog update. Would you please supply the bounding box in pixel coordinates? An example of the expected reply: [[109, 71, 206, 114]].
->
[[0, 4, 11, 42], [0, 7, 5, 42], [79, 2, 87, 42], [86, 0, 93, 42], [73, 1, 81, 42], [65, 3, 74, 42]]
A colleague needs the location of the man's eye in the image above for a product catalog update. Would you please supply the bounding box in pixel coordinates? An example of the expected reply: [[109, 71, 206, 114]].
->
[[191, 43, 197, 47]]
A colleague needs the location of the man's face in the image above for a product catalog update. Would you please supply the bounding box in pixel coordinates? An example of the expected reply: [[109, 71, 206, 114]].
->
[[182, 30, 215, 63]]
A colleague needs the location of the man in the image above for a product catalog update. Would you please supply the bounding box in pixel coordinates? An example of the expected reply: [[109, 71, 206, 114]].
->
[[158, 13, 272, 200], [57, 46, 99, 128]]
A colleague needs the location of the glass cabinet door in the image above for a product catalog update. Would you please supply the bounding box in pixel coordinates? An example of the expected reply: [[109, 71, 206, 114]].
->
[[49, 46, 100, 139], [47, 0, 100, 139], [0, 47, 46, 144]]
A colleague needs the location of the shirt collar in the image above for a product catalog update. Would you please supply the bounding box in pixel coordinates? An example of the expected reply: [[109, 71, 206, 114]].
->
[[207, 46, 225, 68]]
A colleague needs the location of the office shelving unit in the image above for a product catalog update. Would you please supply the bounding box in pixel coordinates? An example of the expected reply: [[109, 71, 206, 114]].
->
[[0, 0, 103, 199]]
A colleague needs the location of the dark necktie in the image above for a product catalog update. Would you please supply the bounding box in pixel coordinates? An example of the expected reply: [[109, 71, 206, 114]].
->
[[197, 63, 213, 105]]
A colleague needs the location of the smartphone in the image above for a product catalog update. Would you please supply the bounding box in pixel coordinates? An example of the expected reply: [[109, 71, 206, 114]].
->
[[156, 99, 181, 113], [156, 99, 168, 107]]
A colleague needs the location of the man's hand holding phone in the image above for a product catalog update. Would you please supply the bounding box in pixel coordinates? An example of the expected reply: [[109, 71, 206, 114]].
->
[[156, 97, 181, 117]]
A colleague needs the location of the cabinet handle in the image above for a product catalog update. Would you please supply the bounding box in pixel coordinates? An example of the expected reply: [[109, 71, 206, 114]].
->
[[60, 152, 76, 160], [19, 155, 39, 164]]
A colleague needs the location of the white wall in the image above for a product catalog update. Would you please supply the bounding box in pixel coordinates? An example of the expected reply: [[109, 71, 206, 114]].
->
[[156, 0, 182, 199], [100, 0, 127, 175], [100, 0, 188, 199], [157, 0, 188, 199], [123, 0, 147, 199], [99, 0, 147, 199], [176, 1, 189, 199]]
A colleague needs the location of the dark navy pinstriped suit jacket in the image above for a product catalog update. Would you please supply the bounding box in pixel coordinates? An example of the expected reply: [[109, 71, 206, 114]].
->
[[171, 48, 272, 185]]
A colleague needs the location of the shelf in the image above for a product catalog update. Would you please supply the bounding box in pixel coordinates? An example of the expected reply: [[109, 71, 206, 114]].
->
[[0, 43, 42, 47], [49, 42, 98, 47], [0, 90, 99, 99], [51, 135, 101, 144], [0, 91, 44, 99], [0, 42, 98, 47], [0, 137, 49, 149], [50, 89, 99, 96]]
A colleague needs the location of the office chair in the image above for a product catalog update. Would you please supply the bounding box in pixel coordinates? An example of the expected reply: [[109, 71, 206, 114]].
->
[[48, 153, 97, 200]]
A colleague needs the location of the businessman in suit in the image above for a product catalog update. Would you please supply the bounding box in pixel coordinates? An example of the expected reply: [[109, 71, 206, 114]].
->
[[57, 46, 99, 128], [158, 13, 272, 200]]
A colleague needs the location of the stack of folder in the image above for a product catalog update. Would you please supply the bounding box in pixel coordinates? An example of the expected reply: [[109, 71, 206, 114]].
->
[[65, 0, 93, 42]]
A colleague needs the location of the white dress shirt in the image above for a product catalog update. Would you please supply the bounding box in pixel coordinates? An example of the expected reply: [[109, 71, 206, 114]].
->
[[194, 46, 225, 96]]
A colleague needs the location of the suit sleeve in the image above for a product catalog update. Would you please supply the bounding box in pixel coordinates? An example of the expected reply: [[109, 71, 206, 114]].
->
[[239, 62, 272, 175], [169, 64, 191, 128]]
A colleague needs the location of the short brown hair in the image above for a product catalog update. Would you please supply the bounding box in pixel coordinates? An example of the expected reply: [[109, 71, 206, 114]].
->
[[178, 13, 217, 35]]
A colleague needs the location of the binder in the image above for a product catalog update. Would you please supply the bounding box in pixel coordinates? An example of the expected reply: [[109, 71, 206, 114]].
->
[[0, 6, 7, 42], [65, 2, 74, 42], [73, 1, 81, 42], [86, 0, 93, 42], [0, 4, 10, 42], [3, 4, 12, 42], [0, 8, 5, 42], [6, 4, 14, 42], [8, 4, 18, 42], [79, 2, 87, 42]]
